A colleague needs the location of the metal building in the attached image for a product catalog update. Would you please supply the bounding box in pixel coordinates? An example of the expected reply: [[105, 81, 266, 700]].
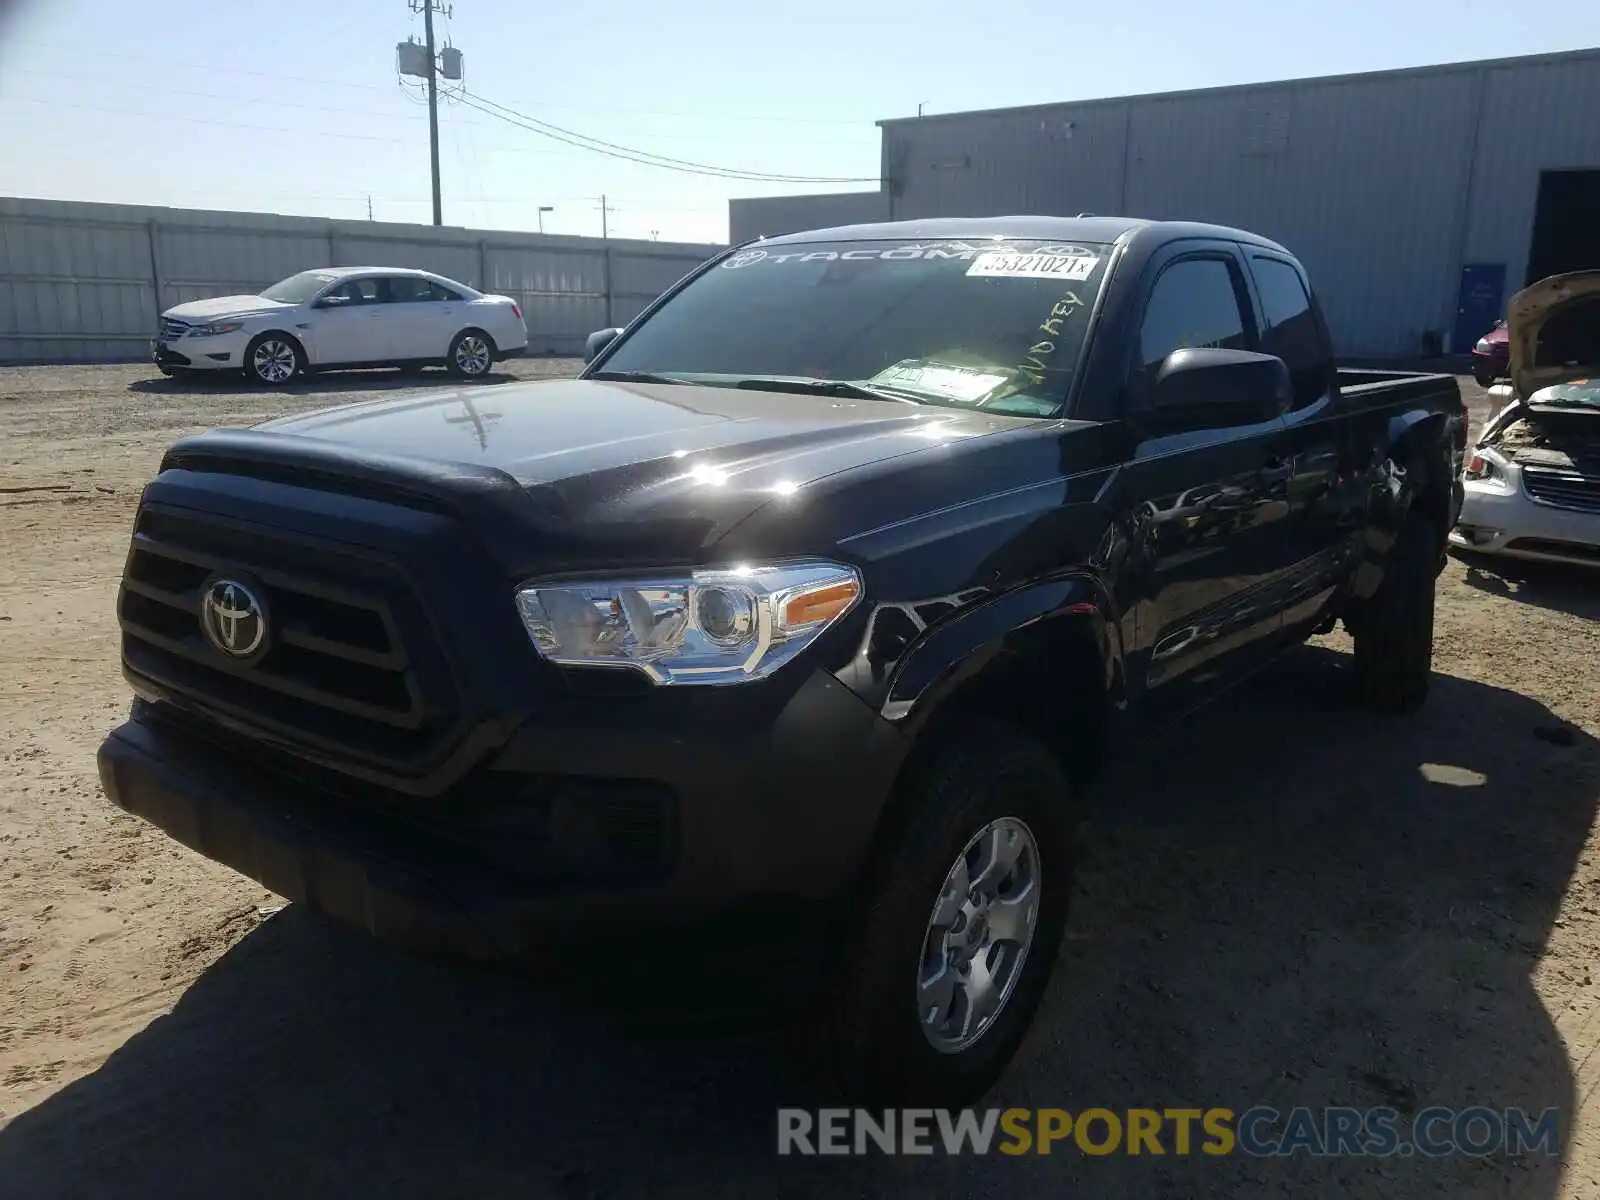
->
[[729, 48, 1600, 358]]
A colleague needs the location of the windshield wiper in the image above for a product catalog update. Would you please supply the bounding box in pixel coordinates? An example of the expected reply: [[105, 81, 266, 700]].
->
[[588, 370, 689, 385], [730, 377, 924, 406]]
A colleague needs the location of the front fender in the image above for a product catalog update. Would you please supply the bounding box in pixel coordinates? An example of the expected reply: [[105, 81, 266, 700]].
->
[[1350, 409, 1454, 599], [1382, 409, 1451, 516], [833, 573, 1125, 730]]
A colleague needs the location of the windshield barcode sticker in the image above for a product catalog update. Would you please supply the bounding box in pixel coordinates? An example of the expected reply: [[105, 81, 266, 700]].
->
[[967, 252, 1100, 281]]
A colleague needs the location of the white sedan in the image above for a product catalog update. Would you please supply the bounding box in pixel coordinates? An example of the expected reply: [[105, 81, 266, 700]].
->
[[153, 267, 528, 384]]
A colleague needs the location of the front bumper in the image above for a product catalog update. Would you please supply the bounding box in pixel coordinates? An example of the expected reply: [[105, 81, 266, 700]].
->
[[1450, 469, 1600, 567], [98, 669, 910, 959], [1470, 348, 1509, 379], [153, 331, 250, 371]]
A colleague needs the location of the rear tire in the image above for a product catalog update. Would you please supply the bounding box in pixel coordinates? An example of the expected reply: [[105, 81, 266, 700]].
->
[[447, 329, 495, 379], [808, 723, 1077, 1107], [1352, 511, 1437, 713], [243, 333, 304, 386]]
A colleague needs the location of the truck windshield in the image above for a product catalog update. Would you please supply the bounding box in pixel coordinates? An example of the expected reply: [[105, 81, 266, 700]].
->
[[260, 271, 339, 304], [595, 239, 1114, 418]]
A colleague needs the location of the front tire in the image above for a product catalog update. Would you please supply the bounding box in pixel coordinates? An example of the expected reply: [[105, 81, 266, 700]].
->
[[1472, 363, 1497, 388], [447, 329, 495, 379], [1352, 511, 1437, 712], [812, 723, 1076, 1107], [243, 333, 304, 386]]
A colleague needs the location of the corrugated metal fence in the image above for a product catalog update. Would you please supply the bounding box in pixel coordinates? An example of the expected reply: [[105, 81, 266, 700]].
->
[[0, 196, 726, 364]]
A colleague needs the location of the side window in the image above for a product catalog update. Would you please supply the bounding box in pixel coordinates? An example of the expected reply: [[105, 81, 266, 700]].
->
[[1136, 257, 1251, 381], [1251, 256, 1328, 410], [325, 277, 382, 305], [386, 276, 452, 303]]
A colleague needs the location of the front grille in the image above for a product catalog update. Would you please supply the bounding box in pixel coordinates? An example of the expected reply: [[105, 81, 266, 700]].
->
[[118, 506, 459, 769], [160, 318, 189, 341], [1523, 466, 1600, 513]]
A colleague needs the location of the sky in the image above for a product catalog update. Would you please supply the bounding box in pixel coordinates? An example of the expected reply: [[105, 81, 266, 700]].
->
[[0, 0, 1596, 246]]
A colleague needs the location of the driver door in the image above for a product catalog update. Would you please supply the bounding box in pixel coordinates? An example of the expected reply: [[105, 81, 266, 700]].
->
[[306, 276, 389, 365], [1106, 243, 1297, 722]]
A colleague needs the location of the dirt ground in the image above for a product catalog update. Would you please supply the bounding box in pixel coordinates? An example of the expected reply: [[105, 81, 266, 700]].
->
[[0, 362, 1597, 1198]]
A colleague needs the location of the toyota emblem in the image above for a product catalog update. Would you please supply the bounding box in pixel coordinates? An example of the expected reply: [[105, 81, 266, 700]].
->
[[721, 249, 767, 270], [201, 577, 268, 659]]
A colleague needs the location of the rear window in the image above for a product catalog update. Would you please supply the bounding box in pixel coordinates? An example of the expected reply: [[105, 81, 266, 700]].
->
[[1251, 256, 1329, 410], [597, 239, 1115, 417]]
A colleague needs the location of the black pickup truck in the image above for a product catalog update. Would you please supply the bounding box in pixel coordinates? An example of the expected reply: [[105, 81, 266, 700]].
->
[[98, 217, 1466, 1105]]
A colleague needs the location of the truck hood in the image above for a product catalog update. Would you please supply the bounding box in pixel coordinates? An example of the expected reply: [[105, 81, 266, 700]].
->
[[1508, 270, 1600, 398], [235, 377, 1043, 552], [162, 294, 295, 321]]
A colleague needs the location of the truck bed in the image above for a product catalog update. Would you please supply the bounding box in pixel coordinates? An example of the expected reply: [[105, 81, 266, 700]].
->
[[1336, 367, 1460, 399]]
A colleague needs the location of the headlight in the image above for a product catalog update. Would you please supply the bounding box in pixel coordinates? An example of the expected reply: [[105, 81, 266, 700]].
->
[[515, 560, 861, 685], [1474, 338, 1492, 354], [189, 320, 245, 337], [1464, 452, 1500, 481]]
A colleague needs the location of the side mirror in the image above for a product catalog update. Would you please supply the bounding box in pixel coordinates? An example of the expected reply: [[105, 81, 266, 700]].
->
[[1148, 348, 1291, 432], [584, 327, 623, 364], [313, 295, 347, 309]]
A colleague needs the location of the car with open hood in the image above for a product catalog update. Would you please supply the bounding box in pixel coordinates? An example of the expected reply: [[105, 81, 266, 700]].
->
[[1451, 270, 1600, 568]]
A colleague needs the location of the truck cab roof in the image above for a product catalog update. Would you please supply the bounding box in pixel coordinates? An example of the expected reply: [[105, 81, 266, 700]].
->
[[752, 215, 1294, 257]]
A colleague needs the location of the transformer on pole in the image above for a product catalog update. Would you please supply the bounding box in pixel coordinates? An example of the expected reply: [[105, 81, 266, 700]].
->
[[397, 1, 459, 226]]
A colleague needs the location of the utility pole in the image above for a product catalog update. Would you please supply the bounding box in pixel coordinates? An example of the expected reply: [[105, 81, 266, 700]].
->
[[397, 5, 460, 226], [420, 0, 443, 225], [594, 195, 617, 327], [367, 194, 374, 221], [396, 5, 460, 227]]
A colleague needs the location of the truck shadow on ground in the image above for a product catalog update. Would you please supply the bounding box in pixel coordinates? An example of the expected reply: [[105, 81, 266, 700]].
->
[[126, 368, 521, 396], [0, 645, 1593, 1199]]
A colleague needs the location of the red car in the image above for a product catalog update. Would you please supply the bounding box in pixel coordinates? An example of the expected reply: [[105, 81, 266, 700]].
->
[[1472, 319, 1509, 386]]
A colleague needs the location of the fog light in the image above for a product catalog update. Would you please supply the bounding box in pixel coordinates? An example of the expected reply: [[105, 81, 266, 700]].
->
[[1456, 525, 1499, 546]]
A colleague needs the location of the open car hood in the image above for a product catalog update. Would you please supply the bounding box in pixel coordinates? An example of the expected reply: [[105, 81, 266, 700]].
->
[[1508, 270, 1600, 399]]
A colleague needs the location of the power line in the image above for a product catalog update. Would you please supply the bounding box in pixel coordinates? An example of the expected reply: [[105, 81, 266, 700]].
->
[[5, 65, 433, 124], [8, 65, 865, 150], [0, 96, 414, 144], [7, 39, 874, 125], [454, 89, 879, 184]]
